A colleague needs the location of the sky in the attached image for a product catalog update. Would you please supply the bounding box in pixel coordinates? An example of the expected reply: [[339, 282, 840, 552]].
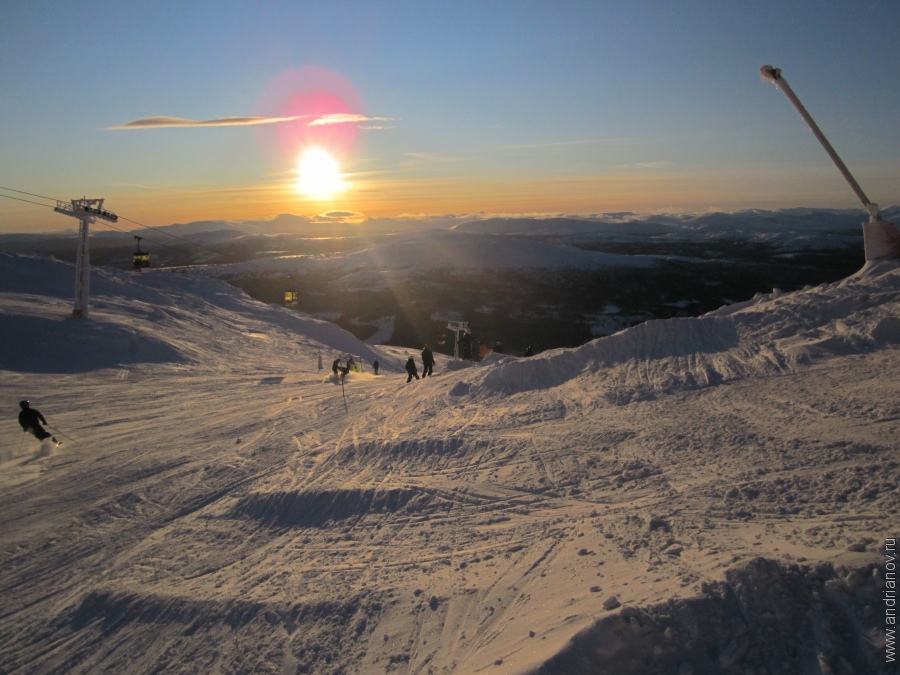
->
[[1, 0, 899, 233]]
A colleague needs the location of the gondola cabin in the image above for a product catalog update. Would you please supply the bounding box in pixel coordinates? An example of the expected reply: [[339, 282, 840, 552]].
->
[[133, 237, 150, 272], [284, 290, 298, 307], [437, 331, 447, 345]]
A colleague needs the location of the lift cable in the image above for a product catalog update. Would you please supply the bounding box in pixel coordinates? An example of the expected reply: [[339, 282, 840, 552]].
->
[[0, 185, 306, 307], [0, 186, 58, 202], [0, 193, 58, 209], [1, 186, 223, 262], [0, 185, 293, 278]]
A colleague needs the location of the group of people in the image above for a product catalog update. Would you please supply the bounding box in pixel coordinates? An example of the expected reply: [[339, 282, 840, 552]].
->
[[331, 355, 380, 380], [405, 345, 435, 383], [330, 347, 436, 384], [331, 355, 361, 381]]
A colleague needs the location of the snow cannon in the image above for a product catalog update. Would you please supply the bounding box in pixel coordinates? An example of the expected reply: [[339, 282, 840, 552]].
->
[[761, 65, 900, 261]]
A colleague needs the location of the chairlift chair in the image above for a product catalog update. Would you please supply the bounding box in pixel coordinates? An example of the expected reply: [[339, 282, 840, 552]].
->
[[284, 290, 298, 307], [133, 236, 150, 272]]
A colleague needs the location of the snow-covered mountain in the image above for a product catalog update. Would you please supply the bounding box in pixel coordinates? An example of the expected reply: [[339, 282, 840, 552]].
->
[[1, 252, 896, 673]]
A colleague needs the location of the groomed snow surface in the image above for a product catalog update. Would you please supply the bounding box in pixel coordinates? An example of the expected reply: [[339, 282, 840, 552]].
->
[[1, 252, 897, 674]]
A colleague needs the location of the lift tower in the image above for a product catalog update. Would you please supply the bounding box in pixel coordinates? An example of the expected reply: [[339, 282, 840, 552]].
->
[[54, 198, 118, 319], [446, 321, 470, 360]]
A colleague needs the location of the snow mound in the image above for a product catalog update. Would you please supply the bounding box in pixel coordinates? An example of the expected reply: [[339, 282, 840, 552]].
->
[[460, 260, 900, 400], [539, 558, 883, 674]]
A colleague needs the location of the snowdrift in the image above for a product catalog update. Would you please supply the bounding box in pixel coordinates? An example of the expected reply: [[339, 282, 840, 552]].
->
[[456, 260, 900, 401]]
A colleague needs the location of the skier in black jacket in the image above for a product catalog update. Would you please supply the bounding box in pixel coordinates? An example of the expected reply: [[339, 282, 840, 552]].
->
[[18, 401, 56, 443], [405, 356, 420, 383], [421, 345, 435, 377]]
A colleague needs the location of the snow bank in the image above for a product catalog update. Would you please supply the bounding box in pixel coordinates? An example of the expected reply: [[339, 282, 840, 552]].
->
[[459, 261, 900, 400], [538, 558, 884, 675]]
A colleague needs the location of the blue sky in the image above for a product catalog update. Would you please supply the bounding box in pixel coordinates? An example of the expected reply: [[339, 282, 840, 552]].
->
[[2, 0, 899, 232]]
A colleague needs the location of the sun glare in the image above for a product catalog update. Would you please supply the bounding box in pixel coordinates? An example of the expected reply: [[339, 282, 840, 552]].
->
[[296, 146, 345, 199]]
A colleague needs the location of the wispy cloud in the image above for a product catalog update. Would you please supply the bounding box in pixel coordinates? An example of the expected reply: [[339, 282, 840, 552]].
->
[[490, 137, 635, 151], [308, 114, 395, 127], [312, 210, 365, 223], [635, 161, 676, 170], [109, 113, 395, 130]]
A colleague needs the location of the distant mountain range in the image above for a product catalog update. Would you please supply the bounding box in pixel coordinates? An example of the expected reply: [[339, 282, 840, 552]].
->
[[0, 208, 884, 352]]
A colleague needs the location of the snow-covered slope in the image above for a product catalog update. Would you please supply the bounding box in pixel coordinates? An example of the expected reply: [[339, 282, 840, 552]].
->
[[0, 253, 896, 674], [0, 253, 391, 374], [454, 260, 900, 399]]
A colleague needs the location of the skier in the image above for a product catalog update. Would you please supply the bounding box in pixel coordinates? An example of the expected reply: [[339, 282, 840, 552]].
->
[[421, 345, 435, 377], [405, 356, 420, 383], [332, 357, 341, 375], [373, 358, 379, 375], [18, 401, 57, 444]]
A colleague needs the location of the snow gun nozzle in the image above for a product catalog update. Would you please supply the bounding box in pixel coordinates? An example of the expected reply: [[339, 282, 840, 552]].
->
[[760, 65, 781, 84]]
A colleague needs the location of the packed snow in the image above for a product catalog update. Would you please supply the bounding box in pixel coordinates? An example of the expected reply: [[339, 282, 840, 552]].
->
[[0, 251, 897, 673]]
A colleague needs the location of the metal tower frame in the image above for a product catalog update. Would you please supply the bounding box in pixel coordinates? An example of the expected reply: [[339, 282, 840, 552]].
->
[[54, 198, 118, 319], [446, 321, 470, 359]]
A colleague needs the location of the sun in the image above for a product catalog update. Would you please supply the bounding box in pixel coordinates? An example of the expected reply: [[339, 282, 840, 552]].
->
[[296, 146, 345, 199]]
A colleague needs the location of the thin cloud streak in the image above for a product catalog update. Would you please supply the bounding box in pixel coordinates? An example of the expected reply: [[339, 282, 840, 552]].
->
[[308, 114, 395, 127], [109, 114, 395, 130], [489, 137, 637, 151]]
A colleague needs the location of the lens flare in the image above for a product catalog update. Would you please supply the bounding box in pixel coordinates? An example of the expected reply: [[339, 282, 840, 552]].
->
[[256, 66, 363, 167], [297, 146, 344, 199]]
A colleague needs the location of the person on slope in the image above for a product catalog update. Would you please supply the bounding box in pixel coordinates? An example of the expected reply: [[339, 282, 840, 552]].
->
[[405, 356, 420, 383], [373, 358, 379, 375], [18, 400, 57, 443], [332, 357, 341, 375], [421, 345, 435, 377]]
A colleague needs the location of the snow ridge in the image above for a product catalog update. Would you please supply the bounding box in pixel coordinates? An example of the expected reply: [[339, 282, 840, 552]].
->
[[460, 261, 900, 400]]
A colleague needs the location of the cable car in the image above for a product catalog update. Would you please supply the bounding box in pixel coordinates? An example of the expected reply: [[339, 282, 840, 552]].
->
[[437, 331, 447, 345], [284, 290, 298, 307], [133, 236, 150, 272]]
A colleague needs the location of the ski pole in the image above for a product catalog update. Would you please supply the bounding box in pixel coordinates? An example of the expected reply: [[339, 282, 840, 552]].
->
[[46, 425, 76, 444]]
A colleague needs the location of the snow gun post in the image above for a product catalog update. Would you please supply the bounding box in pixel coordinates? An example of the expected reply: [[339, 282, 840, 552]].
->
[[760, 65, 900, 261], [53, 198, 119, 319]]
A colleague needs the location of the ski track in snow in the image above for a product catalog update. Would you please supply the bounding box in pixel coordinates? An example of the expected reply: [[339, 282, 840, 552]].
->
[[0, 252, 897, 674]]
